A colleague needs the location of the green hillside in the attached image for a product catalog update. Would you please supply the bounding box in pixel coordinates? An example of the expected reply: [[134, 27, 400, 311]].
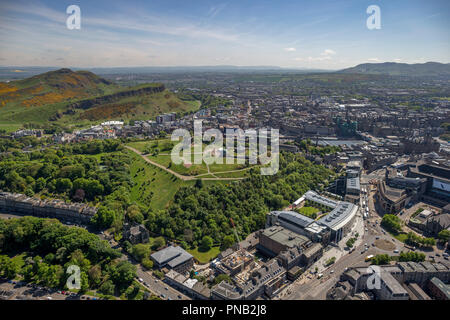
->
[[0, 68, 200, 130], [339, 62, 450, 77]]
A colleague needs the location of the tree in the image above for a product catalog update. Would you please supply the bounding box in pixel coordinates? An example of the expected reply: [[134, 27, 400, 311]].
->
[[44, 265, 63, 288], [131, 244, 150, 262], [110, 261, 136, 289], [55, 178, 73, 193], [34, 177, 46, 192], [372, 254, 390, 265], [438, 230, 450, 242], [200, 236, 213, 251], [195, 179, 203, 189], [381, 214, 402, 233], [221, 235, 234, 250], [88, 265, 102, 287], [80, 271, 89, 292], [127, 205, 144, 224], [141, 258, 153, 270], [152, 237, 166, 250], [99, 280, 115, 296], [92, 206, 117, 229]]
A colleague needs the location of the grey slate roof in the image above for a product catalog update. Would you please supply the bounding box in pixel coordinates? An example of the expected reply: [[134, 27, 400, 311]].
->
[[151, 245, 193, 267]]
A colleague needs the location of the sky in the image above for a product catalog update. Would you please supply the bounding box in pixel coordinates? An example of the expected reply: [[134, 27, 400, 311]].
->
[[0, 0, 449, 69]]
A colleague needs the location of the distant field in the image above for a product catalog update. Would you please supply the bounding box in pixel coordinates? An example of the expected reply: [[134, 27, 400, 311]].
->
[[0, 122, 22, 133]]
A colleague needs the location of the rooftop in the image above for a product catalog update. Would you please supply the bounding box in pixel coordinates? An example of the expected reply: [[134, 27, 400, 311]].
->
[[317, 201, 358, 231], [430, 277, 450, 300], [150, 245, 193, 268], [261, 225, 309, 248]]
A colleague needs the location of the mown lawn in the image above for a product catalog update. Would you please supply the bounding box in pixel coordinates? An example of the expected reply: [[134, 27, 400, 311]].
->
[[296, 206, 320, 219], [393, 232, 408, 243], [127, 149, 194, 211], [187, 246, 221, 264]]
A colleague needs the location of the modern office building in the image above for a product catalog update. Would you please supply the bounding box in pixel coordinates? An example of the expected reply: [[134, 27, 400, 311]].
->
[[268, 190, 358, 243], [150, 245, 194, 274], [407, 159, 450, 207]]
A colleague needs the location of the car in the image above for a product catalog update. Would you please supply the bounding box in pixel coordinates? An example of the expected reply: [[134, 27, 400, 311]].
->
[[394, 249, 399, 253], [365, 228, 368, 232], [161, 294, 166, 298], [443, 253, 449, 257], [372, 243, 375, 247], [435, 253, 441, 257], [155, 279, 158, 283], [330, 270, 334, 274], [138, 278, 144, 283], [375, 236, 380, 240], [47, 296, 53, 300], [178, 295, 182, 299], [344, 267, 348, 272], [365, 243, 368, 247], [444, 256, 449, 260], [165, 287, 168, 290]]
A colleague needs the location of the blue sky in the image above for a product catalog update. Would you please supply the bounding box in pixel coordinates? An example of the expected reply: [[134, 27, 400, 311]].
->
[[0, 0, 449, 69]]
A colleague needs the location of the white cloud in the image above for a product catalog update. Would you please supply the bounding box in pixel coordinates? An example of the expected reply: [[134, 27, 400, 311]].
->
[[284, 47, 296, 52], [294, 49, 336, 62], [367, 58, 381, 62], [322, 49, 336, 56]]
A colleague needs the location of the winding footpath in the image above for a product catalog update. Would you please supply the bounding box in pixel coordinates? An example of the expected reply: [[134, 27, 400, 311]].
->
[[125, 145, 247, 181]]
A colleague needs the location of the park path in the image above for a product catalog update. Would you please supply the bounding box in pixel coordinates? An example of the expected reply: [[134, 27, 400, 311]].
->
[[124, 145, 246, 181]]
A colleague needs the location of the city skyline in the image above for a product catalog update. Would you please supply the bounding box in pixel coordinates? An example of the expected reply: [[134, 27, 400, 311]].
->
[[0, 0, 449, 69]]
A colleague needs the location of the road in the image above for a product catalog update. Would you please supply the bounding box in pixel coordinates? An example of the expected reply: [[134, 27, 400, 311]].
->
[[116, 246, 191, 301], [135, 264, 190, 300], [2, 212, 191, 300], [281, 184, 407, 300]]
